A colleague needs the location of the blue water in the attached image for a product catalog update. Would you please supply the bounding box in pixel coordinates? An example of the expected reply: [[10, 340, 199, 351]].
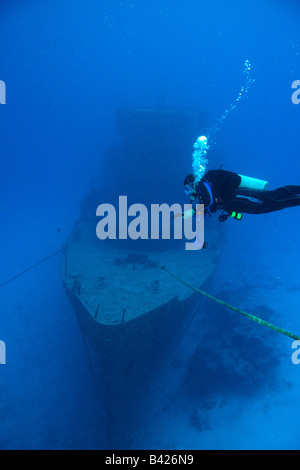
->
[[1, 0, 300, 450]]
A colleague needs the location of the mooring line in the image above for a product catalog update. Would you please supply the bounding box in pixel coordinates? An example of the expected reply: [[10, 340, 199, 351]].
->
[[161, 265, 300, 342], [0, 249, 63, 289]]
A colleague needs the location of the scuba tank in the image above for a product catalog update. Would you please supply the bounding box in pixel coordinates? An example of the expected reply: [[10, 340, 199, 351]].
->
[[238, 174, 269, 191]]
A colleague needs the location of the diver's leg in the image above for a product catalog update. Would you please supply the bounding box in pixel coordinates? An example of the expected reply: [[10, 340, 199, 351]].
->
[[225, 190, 268, 214], [275, 186, 300, 198], [249, 186, 300, 213], [271, 186, 300, 209], [226, 187, 300, 214]]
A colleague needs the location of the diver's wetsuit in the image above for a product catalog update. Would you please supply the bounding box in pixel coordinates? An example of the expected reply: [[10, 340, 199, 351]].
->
[[198, 170, 300, 215]]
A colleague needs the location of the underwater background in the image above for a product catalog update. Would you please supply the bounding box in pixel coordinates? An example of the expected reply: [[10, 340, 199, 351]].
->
[[0, 0, 300, 450]]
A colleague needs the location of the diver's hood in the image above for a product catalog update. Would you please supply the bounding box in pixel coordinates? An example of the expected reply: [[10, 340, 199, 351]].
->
[[196, 182, 213, 209]]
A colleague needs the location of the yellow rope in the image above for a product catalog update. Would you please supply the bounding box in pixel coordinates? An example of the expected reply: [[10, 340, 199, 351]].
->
[[161, 265, 300, 342]]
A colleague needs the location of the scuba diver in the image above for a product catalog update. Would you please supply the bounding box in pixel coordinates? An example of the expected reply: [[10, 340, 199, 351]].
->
[[184, 169, 300, 222]]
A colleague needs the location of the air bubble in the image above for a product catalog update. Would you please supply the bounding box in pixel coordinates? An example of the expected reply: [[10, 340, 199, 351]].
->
[[191, 60, 255, 181]]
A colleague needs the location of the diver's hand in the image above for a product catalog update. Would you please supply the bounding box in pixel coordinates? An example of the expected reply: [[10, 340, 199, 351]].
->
[[219, 213, 229, 222], [173, 210, 194, 219], [173, 212, 183, 219]]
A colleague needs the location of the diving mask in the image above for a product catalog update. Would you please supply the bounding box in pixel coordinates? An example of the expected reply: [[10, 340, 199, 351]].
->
[[184, 184, 195, 197]]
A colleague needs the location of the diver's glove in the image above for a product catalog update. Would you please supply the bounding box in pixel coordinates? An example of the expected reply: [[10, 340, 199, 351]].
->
[[219, 213, 229, 222], [173, 208, 196, 219]]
